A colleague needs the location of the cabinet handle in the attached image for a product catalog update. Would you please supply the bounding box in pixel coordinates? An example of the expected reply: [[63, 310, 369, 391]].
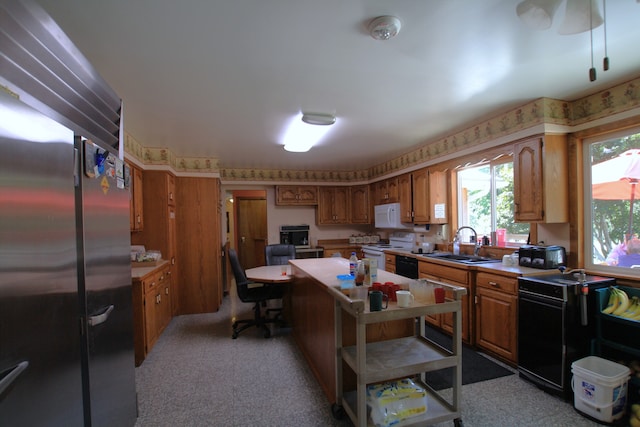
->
[[165, 287, 169, 295], [489, 281, 498, 287]]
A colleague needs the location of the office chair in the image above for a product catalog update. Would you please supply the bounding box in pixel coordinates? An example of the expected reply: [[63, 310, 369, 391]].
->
[[228, 248, 285, 339], [264, 244, 296, 265]]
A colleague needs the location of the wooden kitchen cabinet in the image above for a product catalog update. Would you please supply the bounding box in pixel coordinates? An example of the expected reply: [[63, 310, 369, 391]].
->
[[130, 170, 179, 315], [513, 134, 568, 223], [419, 260, 471, 343], [275, 185, 319, 205], [474, 271, 518, 364], [176, 177, 223, 314], [428, 169, 448, 224], [132, 263, 171, 366], [398, 172, 412, 223], [411, 168, 429, 223], [374, 177, 399, 204], [384, 253, 396, 273], [317, 186, 349, 224], [349, 185, 370, 224], [127, 161, 144, 232]]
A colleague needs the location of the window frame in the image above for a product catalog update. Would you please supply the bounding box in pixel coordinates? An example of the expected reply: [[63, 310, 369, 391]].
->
[[583, 125, 640, 277]]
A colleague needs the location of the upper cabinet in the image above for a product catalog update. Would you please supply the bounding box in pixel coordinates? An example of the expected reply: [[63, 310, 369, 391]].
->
[[128, 161, 144, 232], [350, 185, 370, 224], [374, 177, 399, 204], [317, 186, 350, 224], [411, 168, 429, 224], [398, 173, 413, 223], [428, 170, 448, 225], [513, 135, 568, 223], [275, 185, 319, 205]]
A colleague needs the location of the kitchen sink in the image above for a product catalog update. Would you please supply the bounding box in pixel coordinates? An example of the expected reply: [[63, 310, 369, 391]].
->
[[422, 252, 502, 264]]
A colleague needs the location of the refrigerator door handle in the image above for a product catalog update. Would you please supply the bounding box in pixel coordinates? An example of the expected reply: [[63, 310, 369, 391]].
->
[[88, 305, 115, 327], [0, 361, 29, 398]]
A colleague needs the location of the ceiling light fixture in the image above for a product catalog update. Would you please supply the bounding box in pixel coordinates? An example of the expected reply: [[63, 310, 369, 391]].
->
[[516, 0, 602, 34], [282, 113, 337, 152], [301, 113, 336, 126], [368, 16, 402, 41]]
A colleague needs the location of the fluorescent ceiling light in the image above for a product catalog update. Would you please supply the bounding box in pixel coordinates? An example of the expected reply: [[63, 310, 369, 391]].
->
[[282, 113, 336, 153], [301, 113, 336, 126]]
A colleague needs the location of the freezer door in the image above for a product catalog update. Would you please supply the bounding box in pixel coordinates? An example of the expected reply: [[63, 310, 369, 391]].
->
[[76, 138, 137, 427], [0, 90, 85, 425]]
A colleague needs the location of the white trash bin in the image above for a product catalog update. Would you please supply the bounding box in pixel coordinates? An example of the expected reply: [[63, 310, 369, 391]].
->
[[571, 356, 630, 423]]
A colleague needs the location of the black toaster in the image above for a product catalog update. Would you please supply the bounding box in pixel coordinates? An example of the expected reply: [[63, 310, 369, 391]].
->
[[519, 245, 567, 269]]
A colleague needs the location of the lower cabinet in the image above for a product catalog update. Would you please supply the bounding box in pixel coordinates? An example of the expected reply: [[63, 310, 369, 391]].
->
[[419, 260, 471, 343], [474, 271, 518, 364], [384, 253, 395, 273], [132, 263, 172, 366]]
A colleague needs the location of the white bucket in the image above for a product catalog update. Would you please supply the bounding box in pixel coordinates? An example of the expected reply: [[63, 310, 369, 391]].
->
[[571, 356, 630, 423]]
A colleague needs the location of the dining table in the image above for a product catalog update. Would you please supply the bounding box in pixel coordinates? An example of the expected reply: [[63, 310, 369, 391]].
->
[[245, 264, 293, 283]]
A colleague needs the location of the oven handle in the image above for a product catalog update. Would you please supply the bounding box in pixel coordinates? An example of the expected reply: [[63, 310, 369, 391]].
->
[[518, 290, 565, 308]]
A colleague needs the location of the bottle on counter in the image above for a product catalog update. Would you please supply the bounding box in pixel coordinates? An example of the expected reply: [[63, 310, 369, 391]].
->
[[349, 252, 358, 276], [453, 233, 460, 255]]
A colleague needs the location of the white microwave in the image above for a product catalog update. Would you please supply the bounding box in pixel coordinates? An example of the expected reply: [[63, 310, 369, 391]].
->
[[374, 203, 410, 229]]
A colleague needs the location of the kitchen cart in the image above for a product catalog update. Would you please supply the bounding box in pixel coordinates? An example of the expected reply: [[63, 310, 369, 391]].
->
[[329, 280, 467, 427]]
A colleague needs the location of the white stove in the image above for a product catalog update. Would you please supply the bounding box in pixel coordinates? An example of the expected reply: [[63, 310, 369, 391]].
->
[[362, 232, 414, 271]]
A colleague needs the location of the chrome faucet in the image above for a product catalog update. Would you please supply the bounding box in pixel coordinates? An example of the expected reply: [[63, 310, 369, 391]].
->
[[455, 226, 480, 256]]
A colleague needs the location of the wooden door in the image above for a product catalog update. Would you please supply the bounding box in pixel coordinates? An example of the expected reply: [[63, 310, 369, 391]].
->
[[236, 193, 267, 269]]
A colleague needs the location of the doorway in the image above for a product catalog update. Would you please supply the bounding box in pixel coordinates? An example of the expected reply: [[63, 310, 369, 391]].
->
[[233, 190, 267, 269]]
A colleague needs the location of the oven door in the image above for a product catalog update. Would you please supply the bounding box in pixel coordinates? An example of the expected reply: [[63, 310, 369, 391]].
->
[[395, 255, 418, 279], [518, 290, 566, 393], [362, 248, 386, 272]]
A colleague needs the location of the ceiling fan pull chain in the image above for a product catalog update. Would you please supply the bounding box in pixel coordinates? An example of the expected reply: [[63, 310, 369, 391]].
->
[[603, 0, 610, 71], [589, 0, 596, 81]]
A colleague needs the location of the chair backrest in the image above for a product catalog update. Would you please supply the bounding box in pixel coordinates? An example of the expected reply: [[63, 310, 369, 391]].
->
[[265, 244, 296, 266], [228, 248, 250, 300]]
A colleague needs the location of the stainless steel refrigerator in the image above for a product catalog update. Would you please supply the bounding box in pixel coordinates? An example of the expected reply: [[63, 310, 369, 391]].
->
[[0, 88, 137, 425]]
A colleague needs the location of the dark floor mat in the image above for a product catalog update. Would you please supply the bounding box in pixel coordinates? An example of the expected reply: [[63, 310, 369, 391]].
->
[[423, 327, 515, 391]]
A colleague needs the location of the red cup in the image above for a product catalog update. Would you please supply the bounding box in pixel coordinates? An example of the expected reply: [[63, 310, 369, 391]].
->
[[434, 287, 445, 303], [389, 284, 400, 301], [372, 282, 382, 292]]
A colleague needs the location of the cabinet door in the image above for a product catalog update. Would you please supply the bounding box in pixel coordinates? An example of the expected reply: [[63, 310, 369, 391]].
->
[[514, 138, 543, 221], [167, 207, 178, 315], [374, 180, 389, 204], [144, 288, 159, 351], [398, 173, 413, 223], [297, 186, 318, 204], [412, 168, 430, 223], [333, 187, 349, 223], [276, 186, 299, 204], [350, 185, 369, 224], [317, 187, 336, 224], [167, 173, 176, 206], [130, 165, 144, 231], [475, 286, 517, 363], [440, 281, 470, 343], [386, 177, 399, 203], [429, 170, 447, 224]]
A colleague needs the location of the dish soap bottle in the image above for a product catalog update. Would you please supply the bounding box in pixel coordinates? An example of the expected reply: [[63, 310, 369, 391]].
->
[[349, 252, 358, 276], [453, 233, 460, 255]]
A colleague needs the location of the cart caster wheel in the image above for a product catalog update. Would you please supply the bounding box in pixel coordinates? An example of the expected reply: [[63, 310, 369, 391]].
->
[[453, 418, 464, 427], [331, 403, 345, 420], [232, 332, 238, 339]]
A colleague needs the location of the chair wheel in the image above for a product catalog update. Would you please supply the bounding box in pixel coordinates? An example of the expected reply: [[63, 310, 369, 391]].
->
[[331, 403, 345, 419]]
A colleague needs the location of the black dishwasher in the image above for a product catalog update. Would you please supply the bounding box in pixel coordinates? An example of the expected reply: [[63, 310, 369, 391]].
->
[[395, 255, 418, 279]]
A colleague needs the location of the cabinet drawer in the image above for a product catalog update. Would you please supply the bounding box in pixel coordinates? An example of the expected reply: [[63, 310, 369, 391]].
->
[[419, 261, 468, 284], [476, 272, 516, 295], [143, 267, 168, 294]]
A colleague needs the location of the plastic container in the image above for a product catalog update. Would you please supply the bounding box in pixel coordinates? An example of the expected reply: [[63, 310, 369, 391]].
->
[[571, 356, 630, 423]]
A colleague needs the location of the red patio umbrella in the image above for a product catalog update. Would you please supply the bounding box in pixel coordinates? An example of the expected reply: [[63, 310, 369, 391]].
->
[[592, 149, 640, 237]]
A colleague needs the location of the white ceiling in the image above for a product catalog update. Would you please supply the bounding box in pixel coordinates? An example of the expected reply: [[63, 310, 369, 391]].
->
[[35, 0, 640, 172]]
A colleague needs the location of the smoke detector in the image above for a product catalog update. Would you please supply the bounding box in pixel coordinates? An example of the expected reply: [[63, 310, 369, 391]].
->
[[368, 16, 402, 40]]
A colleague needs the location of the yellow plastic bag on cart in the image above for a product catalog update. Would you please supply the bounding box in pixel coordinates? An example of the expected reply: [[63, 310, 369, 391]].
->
[[367, 378, 427, 427]]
